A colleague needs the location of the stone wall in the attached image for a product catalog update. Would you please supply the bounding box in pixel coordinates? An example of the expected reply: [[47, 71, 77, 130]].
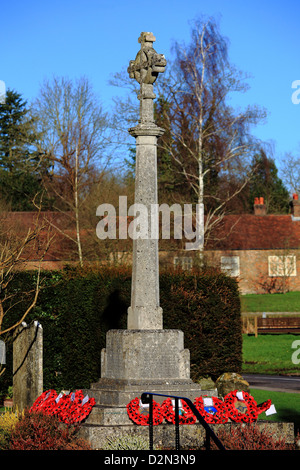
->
[[80, 420, 295, 450]]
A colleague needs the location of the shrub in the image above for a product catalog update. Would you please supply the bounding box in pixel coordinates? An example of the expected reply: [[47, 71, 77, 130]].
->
[[0, 408, 22, 450], [210, 424, 295, 450], [161, 269, 242, 380], [102, 433, 154, 450], [9, 410, 91, 450]]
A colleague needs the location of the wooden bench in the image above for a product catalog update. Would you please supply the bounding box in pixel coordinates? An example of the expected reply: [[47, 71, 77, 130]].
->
[[255, 317, 300, 336]]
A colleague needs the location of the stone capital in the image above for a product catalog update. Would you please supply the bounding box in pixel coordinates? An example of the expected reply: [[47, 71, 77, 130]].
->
[[128, 123, 165, 138]]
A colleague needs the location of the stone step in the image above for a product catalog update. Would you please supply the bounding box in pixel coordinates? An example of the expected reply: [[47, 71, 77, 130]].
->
[[84, 405, 129, 426], [82, 385, 216, 407], [82, 389, 217, 426]]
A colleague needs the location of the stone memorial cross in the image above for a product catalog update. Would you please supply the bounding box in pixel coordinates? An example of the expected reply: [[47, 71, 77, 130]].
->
[[127, 33, 166, 330], [79, 37, 201, 442]]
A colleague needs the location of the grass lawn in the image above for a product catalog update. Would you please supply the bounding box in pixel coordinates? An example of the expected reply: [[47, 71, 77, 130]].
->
[[242, 333, 300, 432], [242, 333, 300, 375], [241, 291, 300, 313], [251, 389, 300, 433]]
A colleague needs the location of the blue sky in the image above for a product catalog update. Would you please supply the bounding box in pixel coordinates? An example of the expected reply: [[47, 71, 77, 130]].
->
[[1, 0, 300, 170]]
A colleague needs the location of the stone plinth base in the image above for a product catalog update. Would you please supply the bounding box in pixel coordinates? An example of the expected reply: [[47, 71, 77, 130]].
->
[[80, 328, 209, 446], [84, 377, 205, 408], [101, 329, 191, 384], [84, 329, 204, 408], [79, 421, 295, 450], [82, 328, 205, 415]]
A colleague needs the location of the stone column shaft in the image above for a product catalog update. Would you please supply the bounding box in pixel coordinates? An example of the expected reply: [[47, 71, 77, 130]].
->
[[127, 130, 163, 329]]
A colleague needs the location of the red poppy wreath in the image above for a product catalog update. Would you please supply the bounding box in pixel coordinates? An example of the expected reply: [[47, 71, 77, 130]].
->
[[29, 389, 96, 424], [126, 397, 164, 426], [161, 398, 196, 425], [224, 390, 258, 423], [75, 395, 96, 424], [257, 399, 272, 415], [194, 396, 228, 424], [30, 389, 58, 413]]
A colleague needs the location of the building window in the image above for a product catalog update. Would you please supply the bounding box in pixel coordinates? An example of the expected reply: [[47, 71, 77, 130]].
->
[[174, 257, 193, 271], [221, 256, 240, 277], [268, 255, 297, 277]]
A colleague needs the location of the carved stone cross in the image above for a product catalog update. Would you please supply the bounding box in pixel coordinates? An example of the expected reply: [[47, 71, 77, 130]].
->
[[128, 32, 166, 85], [127, 33, 166, 330], [128, 32, 166, 126]]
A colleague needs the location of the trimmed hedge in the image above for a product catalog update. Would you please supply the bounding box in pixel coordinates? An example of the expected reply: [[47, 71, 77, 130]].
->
[[0, 266, 242, 395], [160, 270, 242, 380]]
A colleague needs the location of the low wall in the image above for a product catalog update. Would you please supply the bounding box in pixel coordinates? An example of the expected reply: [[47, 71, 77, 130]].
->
[[79, 420, 295, 450]]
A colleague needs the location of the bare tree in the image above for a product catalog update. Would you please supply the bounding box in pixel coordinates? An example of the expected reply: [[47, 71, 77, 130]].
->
[[31, 76, 116, 266], [0, 201, 53, 377], [156, 17, 266, 261], [109, 18, 266, 264]]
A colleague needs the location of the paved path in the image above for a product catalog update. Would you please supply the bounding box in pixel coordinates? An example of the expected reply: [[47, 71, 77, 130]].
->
[[243, 374, 300, 393]]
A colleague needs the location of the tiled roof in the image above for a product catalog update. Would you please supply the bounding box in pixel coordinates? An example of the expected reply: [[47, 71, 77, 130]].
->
[[2, 211, 300, 253], [207, 214, 300, 250]]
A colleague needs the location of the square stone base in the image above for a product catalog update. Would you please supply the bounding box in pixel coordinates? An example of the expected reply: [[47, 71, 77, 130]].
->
[[101, 329, 191, 383], [81, 329, 206, 427]]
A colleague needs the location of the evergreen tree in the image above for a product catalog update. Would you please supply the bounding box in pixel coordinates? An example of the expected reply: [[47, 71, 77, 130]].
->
[[0, 89, 46, 210], [249, 150, 290, 213]]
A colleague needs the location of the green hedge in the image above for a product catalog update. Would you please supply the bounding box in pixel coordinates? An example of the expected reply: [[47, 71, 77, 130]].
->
[[0, 267, 242, 395]]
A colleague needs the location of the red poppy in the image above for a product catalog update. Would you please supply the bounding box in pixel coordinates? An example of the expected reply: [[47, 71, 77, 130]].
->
[[127, 397, 164, 426], [257, 399, 272, 414], [194, 396, 228, 424], [161, 398, 196, 425], [224, 390, 258, 423]]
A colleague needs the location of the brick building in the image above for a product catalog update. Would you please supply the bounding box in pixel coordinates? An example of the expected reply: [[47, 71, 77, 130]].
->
[[2, 195, 300, 294], [174, 195, 300, 294]]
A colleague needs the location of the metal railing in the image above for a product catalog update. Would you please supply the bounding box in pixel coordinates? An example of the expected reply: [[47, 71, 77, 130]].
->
[[141, 392, 226, 451]]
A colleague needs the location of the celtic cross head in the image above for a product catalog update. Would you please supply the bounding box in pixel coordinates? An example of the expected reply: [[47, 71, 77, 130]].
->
[[128, 32, 166, 86]]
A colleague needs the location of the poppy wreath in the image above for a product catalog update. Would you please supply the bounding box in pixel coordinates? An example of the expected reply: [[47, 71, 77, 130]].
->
[[126, 397, 164, 426], [161, 398, 196, 425], [194, 396, 228, 424], [29, 389, 96, 424], [224, 390, 258, 423], [29, 389, 58, 413], [43, 393, 68, 417], [59, 390, 84, 424], [76, 396, 96, 423], [59, 392, 96, 424], [257, 399, 272, 415]]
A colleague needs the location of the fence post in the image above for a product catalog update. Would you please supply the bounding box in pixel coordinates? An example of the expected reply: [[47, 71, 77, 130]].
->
[[174, 398, 180, 451], [141, 392, 226, 451], [149, 394, 154, 451]]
